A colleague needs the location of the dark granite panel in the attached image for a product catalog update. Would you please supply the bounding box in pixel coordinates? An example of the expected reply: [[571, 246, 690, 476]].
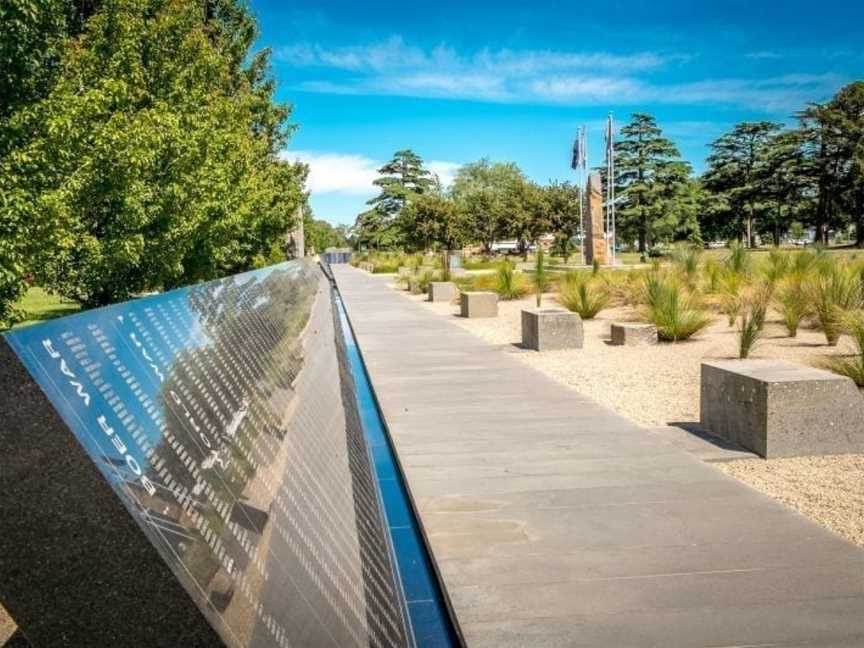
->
[[0, 338, 225, 647], [0, 261, 410, 647]]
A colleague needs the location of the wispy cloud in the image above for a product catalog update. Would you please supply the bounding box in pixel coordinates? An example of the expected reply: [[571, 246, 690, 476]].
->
[[284, 150, 460, 195], [276, 36, 673, 75], [746, 50, 782, 60], [277, 36, 845, 112]]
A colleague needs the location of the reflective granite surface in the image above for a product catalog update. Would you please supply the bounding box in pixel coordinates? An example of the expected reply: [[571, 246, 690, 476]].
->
[[1, 261, 409, 647]]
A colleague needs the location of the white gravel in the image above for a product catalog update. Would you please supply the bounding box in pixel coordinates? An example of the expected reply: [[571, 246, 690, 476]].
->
[[400, 285, 864, 547]]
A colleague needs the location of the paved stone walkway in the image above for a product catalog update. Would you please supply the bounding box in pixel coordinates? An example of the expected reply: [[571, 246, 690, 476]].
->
[[333, 266, 864, 648]]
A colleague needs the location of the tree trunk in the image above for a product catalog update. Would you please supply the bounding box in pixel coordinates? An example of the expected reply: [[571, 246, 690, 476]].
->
[[856, 193, 864, 248]]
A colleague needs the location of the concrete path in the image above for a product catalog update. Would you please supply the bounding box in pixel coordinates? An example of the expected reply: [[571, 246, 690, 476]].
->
[[333, 266, 864, 648]]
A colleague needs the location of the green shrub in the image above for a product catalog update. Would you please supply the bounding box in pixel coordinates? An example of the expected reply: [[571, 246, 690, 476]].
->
[[643, 277, 712, 342], [495, 260, 529, 300], [558, 273, 610, 319]]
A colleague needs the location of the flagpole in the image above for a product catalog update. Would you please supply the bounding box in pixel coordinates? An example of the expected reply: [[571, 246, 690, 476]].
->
[[610, 113, 616, 266]]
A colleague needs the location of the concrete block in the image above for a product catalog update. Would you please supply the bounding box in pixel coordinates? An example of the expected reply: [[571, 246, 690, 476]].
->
[[521, 308, 583, 351], [700, 359, 864, 458], [610, 323, 658, 346], [460, 292, 498, 318], [428, 282, 458, 303]]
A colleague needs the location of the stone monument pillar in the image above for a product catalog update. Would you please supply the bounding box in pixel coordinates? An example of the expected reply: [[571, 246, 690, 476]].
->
[[584, 172, 608, 266], [286, 205, 305, 259]]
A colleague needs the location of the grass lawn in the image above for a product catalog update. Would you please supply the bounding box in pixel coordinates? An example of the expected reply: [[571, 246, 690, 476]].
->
[[9, 287, 81, 330]]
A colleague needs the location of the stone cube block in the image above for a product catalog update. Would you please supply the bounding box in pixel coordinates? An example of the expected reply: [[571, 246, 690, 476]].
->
[[610, 323, 658, 346], [428, 282, 458, 303], [700, 359, 864, 458], [521, 308, 583, 351], [460, 292, 498, 318]]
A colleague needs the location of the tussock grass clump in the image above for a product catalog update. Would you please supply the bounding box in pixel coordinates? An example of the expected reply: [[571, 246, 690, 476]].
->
[[410, 269, 438, 295], [702, 259, 723, 294], [775, 276, 810, 337], [809, 265, 862, 346], [737, 295, 768, 359], [642, 275, 712, 342], [558, 273, 610, 319], [672, 246, 701, 288], [495, 260, 529, 300], [821, 315, 864, 387], [724, 243, 751, 276], [761, 249, 791, 283], [719, 271, 745, 326], [533, 246, 550, 307]]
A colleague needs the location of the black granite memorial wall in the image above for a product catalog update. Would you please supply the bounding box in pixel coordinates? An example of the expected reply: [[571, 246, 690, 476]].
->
[[0, 260, 412, 647]]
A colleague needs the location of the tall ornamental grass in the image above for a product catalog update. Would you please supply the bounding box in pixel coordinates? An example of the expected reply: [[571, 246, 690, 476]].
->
[[775, 275, 810, 337], [495, 260, 529, 300], [558, 272, 610, 319], [809, 265, 862, 346], [822, 315, 864, 387], [533, 246, 550, 307], [642, 276, 712, 342]]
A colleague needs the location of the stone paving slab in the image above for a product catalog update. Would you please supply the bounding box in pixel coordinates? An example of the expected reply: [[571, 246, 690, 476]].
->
[[332, 265, 864, 647]]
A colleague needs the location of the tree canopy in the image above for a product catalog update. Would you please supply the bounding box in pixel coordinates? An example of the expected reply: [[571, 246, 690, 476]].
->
[[0, 0, 305, 321]]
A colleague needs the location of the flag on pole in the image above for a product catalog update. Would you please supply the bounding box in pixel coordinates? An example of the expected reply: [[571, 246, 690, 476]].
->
[[570, 134, 581, 170]]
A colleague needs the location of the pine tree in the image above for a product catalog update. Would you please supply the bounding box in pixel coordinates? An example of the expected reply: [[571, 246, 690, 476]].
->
[[703, 121, 783, 247], [610, 113, 692, 257], [801, 82, 864, 246], [360, 149, 434, 249]]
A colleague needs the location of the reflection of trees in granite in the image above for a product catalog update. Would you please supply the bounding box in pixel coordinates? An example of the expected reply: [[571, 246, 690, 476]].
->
[[143, 264, 318, 607]]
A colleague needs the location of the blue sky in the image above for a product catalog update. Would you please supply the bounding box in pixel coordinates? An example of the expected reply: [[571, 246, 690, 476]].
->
[[251, 0, 864, 225]]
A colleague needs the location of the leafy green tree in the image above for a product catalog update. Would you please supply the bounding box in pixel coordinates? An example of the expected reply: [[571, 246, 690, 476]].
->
[[506, 180, 550, 258], [400, 193, 463, 251], [610, 113, 693, 256], [544, 181, 581, 262], [304, 212, 349, 254], [451, 159, 525, 253], [703, 121, 783, 247], [0, 0, 305, 308]]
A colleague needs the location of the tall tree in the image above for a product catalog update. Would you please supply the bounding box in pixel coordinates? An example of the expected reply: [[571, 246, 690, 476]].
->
[[451, 159, 526, 253], [400, 193, 464, 251], [544, 181, 581, 262], [507, 180, 550, 258], [610, 113, 693, 256], [801, 82, 864, 246], [0, 0, 305, 308], [703, 121, 783, 247], [357, 149, 434, 250], [753, 130, 811, 246]]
